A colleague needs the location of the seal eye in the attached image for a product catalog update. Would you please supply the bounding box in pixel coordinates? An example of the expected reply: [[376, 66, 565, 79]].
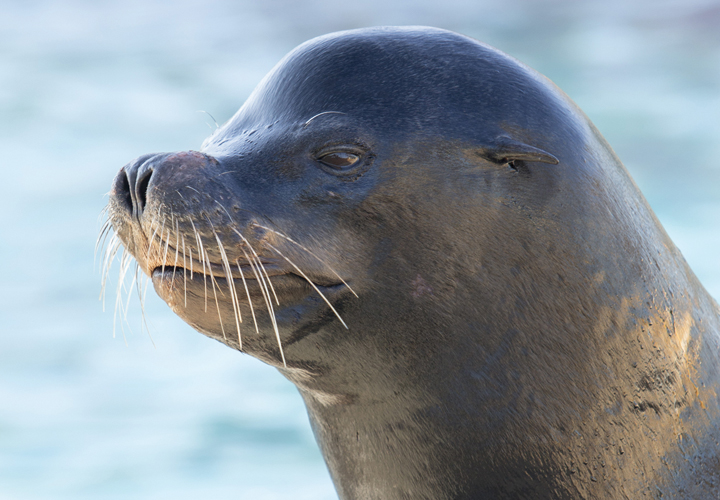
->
[[318, 152, 360, 170]]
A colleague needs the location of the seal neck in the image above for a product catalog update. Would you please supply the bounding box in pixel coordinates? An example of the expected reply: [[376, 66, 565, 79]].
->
[[292, 255, 720, 499]]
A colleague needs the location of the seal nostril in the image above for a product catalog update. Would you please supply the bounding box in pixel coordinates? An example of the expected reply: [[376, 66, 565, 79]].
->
[[137, 169, 152, 214], [121, 171, 133, 212]]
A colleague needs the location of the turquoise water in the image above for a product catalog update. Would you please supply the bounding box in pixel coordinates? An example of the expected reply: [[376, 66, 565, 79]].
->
[[1, 0, 718, 498]]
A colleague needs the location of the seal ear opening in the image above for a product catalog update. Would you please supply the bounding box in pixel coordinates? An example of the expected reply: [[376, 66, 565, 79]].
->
[[479, 136, 559, 165]]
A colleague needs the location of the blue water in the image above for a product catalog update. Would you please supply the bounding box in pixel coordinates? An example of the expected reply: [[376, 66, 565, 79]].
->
[[1, 0, 718, 498]]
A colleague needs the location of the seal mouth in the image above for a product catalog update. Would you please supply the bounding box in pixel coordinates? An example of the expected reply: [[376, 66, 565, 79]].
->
[[150, 263, 349, 356], [153, 244, 288, 281], [150, 264, 346, 289], [152, 237, 349, 288]]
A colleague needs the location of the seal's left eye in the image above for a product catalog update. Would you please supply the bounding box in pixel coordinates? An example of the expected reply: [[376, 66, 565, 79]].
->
[[318, 152, 360, 170]]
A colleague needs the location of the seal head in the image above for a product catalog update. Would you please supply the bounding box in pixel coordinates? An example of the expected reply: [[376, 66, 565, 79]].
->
[[106, 27, 720, 499]]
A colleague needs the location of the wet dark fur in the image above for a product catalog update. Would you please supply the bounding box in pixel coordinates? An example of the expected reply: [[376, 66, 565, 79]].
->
[[105, 27, 720, 499]]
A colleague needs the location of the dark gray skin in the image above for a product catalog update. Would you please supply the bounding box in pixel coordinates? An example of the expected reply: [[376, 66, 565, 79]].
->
[[106, 27, 720, 499]]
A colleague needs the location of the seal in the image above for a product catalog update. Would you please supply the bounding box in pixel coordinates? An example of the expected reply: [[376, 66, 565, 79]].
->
[[103, 27, 720, 499]]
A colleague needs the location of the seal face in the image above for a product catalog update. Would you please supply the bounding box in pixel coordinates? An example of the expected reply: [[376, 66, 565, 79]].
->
[[104, 27, 720, 499]]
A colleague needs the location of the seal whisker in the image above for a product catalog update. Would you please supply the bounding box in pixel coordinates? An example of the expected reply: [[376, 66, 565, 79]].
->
[[161, 227, 170, 277], [190, 219, 208, 311], [212, 201, 280, 316], [145, 216, 162, 262], [215, 238, 242, 350], [202, 241, 226, 339], [255, 224, 358, 298], [213, 233, 242, 327], [100, 235, 122, 307], [113, 248, 132, 345], [236, 253, 259, 334], [266, 242, 348, 329], [141, 271, 153, 337], [133, 264, 154, 344], [213, 230, 243, 348], [188, 244, 194, 279], [248, 250, 285, 366], [172, 218, 180, 285], [100, 232, 119, 287], [303, 111, 346, 127], [227, 221, 282, 357], [123, 263, 137, 321], [220, 226, 276, 341], [256, 254, 280, 306], [100, 234, 121, 304], [197, 110, 220, 129], [182, 234, 187, 308], [156, 216, 167, 262], [214, 202, 280, 307], [99, 233, 116, 298], [94, 218, 113, 267]]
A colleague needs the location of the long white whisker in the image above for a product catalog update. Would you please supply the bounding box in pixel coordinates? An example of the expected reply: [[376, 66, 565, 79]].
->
[[255, 253, 280, 306], [213, 229, 243, 348], [190, 220, 208, 312], [182, 234, 187, 308], [94, 219, 113, 267], [255, 224, 358, 298], [172, 217, 180, 285], [212, 204, 282, 312], [136, 269, 155, 347], [161, 227, 170, 276], [146, 216, 161, 262], [249, 250, 285, 366], [112, 249, 126, 337], [100, 236, 122, 307], [95, 217, 111, 249], [236, 254, 258, 334], [123, 265, 138, 322], [226, 225, 279, 305], [188, 244, 194, 279], [210, 205, 261, 333], [155, 216, 167, 262], [113, 249, 132, 345], [203, 244, 226, 339], [100, 233, 119, 290], [266, 242, 348, 329], [227, 226, 269, 337], [99, 234, 116, 299]]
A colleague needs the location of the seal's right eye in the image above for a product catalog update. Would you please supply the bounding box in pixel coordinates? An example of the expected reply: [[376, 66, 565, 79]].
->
[[318, 152, 360, 170]]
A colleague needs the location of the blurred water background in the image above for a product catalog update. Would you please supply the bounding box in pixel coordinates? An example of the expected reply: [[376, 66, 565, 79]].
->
[[1, 0, 719, 498]]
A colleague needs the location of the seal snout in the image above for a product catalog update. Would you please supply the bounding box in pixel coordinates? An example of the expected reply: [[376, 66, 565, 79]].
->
[[111, 153, 163, 220], [111, 151, 219, 221]]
